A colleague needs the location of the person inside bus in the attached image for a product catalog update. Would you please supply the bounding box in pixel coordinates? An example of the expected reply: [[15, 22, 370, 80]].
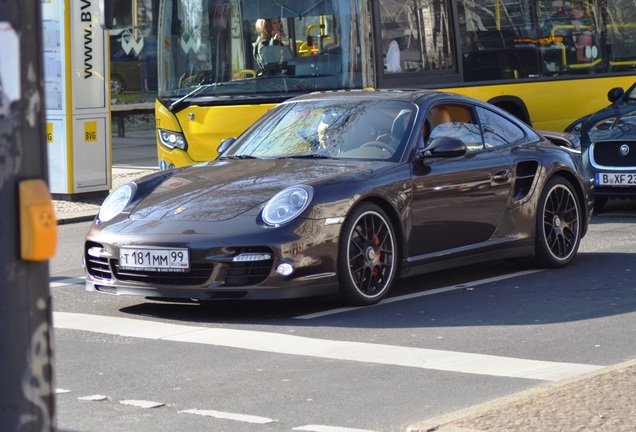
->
[[564, 1, 595, 62], [253, 18, 288, 72], [384, 40, 402, 73]]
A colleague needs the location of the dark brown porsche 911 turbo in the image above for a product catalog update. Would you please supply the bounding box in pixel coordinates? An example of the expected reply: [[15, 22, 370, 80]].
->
[[84, 89, 593, 306]]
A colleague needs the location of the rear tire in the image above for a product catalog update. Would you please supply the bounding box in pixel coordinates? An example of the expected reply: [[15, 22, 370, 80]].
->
[[338, 203, 398, 306], [534, 176, 581, 268]]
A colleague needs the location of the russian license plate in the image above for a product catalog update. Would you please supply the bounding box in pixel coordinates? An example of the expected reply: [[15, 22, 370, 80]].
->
[[595, 172, 636, 186], [119, 247, 190, 272]]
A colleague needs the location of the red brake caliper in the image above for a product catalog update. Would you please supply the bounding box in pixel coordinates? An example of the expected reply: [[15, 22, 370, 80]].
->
[[373, 235, 381, 278]]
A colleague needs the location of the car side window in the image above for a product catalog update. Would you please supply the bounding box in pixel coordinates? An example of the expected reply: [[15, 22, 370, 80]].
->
[[423, 105, 484, 151], [476, 106, 526, 147]]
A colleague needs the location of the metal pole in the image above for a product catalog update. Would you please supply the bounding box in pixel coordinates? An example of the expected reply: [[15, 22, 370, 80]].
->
[[0, 0, 56, 430]]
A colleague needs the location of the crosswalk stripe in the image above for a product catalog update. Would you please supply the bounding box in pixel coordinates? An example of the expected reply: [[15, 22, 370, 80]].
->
[[53, 312, 602, 382], [179, 409, 276, 424]]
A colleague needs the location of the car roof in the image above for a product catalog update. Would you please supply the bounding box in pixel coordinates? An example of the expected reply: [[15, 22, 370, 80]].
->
[[283, 89, 473, 106]]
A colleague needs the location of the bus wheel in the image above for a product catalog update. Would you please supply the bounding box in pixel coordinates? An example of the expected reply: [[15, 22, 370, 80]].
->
[[111, 77, 124, 95]]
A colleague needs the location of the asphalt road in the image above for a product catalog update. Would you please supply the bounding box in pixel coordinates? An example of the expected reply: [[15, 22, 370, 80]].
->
[[49, 202, 636, 431]]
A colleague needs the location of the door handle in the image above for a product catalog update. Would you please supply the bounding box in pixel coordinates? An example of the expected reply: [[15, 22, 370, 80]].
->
[[492, 170, 511, 183]]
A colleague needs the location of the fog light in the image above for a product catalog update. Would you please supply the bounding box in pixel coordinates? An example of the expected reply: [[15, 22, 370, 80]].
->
[[276, 263, 294, 276]]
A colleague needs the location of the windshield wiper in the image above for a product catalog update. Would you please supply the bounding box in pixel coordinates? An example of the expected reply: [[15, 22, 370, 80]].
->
[[281, 153, 334, 159], [218, 154, 258, 160], [169, 85, 210, 113]]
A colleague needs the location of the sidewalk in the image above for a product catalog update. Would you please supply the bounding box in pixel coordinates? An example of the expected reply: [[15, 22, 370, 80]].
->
[[53, 129, 158, 224], [407, 359, 636, 431]]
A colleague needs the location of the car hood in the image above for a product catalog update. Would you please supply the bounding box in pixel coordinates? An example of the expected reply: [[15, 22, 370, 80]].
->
[[566, 102, 632, 133], [588, 109, 636, 142], [128, 158, 380, 222]]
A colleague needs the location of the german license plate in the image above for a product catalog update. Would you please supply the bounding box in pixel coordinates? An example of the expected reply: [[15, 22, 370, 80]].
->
[[595, 172, 636, 186], [119, 247, 190, 272]]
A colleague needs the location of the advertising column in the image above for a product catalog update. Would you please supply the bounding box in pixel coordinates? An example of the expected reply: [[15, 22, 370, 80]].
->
[[43, 0, 110, 198]]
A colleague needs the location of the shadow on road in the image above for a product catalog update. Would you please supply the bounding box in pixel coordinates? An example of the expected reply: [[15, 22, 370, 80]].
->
[[117, 250, 635, 330]]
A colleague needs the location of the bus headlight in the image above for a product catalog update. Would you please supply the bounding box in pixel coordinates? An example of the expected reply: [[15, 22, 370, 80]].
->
[[159, 129, 187, 151]]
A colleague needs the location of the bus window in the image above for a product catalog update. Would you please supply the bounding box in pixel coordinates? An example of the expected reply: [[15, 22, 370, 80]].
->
[[379, 0, 455, 74], [603, 0, 636, 71], [158, 0, 364, 98]]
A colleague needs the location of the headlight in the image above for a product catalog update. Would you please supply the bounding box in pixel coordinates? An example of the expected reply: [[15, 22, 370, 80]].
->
[[158, 129, 187, 150], [263, 186, 314, 226], [98, 184, 134, 222]]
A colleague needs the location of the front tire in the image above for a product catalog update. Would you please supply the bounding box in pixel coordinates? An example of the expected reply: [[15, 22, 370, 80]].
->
[[338, 203, 398, 306], [534, 176, 581, 268]]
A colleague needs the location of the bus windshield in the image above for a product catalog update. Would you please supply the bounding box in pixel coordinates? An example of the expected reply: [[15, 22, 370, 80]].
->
[[157, 0, 365, 105]]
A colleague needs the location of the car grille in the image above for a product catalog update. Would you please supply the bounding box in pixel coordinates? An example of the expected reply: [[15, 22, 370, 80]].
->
[[113, 263, 213, 285], [85, 243, 273, 287], [219, 260, 274, 286], [85, 248, 113, 281], [591, 141, 636, 168]]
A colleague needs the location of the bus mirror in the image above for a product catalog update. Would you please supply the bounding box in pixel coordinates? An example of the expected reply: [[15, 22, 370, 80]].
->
[[608, 87, 624, 103], [99, 0, 115, 29], [99, 0, 133, 30]]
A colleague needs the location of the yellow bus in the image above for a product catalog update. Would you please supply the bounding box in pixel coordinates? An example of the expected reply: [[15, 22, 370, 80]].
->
[[110, 0, 636, 170]]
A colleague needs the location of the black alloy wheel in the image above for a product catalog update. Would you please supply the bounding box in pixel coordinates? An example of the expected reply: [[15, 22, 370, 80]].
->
[[535, 176, 581, 268], [338, 203, 397, 306]]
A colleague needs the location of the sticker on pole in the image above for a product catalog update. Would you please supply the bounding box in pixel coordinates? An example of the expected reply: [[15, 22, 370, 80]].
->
[[0, 22, 20, 121]]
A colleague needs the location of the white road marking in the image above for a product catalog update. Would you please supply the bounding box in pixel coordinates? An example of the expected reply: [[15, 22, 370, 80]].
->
[[53, 312, 601, 382], [179, 409, 276, 424], [78, 395, 109, 401], [293, 425, 377, 432], [50, 277, 85, 288], [294, 270, 543, 319], [120, 400, 165, 408]]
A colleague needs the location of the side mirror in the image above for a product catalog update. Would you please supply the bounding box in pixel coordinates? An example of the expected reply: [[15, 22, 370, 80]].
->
[[217, 138, 236, 157], [99, 0, 133, 30], [99, 0, 115, 29], [608, 87, 624, 103], [417, 136, 467, 159]]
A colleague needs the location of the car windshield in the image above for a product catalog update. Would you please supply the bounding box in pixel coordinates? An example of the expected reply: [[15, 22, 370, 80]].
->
[[222, 99, 416, 161]]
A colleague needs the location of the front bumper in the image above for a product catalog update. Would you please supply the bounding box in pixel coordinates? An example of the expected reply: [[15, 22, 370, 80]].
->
[[84, 217, 342, 301]]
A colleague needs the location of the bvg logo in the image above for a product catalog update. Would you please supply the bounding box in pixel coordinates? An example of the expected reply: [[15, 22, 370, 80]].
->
[[84, 121, 97, 142]]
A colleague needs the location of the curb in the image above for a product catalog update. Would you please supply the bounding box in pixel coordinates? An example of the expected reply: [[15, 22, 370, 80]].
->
[[406, 358, 636, 432], [56, 211, 98, 225]]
